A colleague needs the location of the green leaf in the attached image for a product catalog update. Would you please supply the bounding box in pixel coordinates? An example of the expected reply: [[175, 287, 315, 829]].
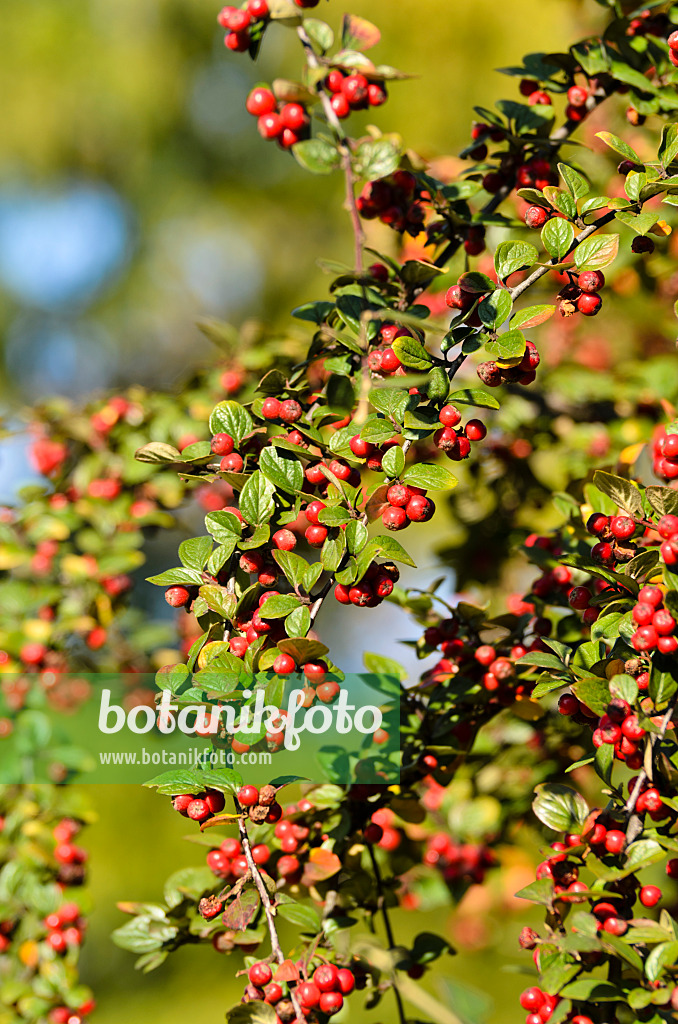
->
[[292, 300, 335, 324], [275, 899, 322, 931], [277, 637, 329, 664], [646, 486, 678, 517], [354, 139, 400, 180], [543, 186, 577, 221], [659, 123, 678, 169], [345, 520, 368, 555], [447, 388, 500, 410], [226, 1002, 277, 1024], [558, 162, 590, 200], [326, 372, 356, 412], [209, 401, 253, 443], [517, 652, 566, 671], [532, 783, 589, 832], [293, 138, 341, 175], [392, 335, 432, 371], [573, 234, 619, 271], [320, 532, 346, 572], [645, 941, 678, 982], [286, 605, 311, 638], [595, 131, 642, 164], [317, 506, 352, 527], [478, 289, 512, 329], [303, 17, 333, 53], [369, 386, 409, 419], [341, 12, 380, 51], [494, 240, 538, 280], [382, 445, 405, 478], [361, 418, 399, 444], [363, 651, 407, 682], [366, 535, 416, 567], [205, 510, 242, 544], [260, 594, 302, 619], [485, 328, 526, 363], [559, 980, 620, 1002], [514, 879, 554, 906], [179, 537, 212, 572], [541, 218, 575, 260], [592, 470, 643, 517], [146, 568, 203, 587], [260, 447, 304, 494], [402, 463, 457, 491], [239, 471, 276, 527], [135, 442, 182, 464]]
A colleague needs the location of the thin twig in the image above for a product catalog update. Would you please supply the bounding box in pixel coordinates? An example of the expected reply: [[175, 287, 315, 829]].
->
[[368, 844, 407, 1024], [237, 812, 304, 1019], [297, 25, 365, 272]]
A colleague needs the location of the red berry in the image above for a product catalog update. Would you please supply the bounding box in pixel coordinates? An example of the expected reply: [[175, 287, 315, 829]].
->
[[330, 93, 350, 119], [568, 587, 591, 610], [558, 693, 579, 716], [640, 885, 662, 907], [279, 399, 302, 423], [439, 405, 462, 427], [220, 453, 244, 472], [211, 432, 235, 455], [382, 506, 408, 531], [313, 964, 340, 992], [165, 586, 191, 608], [342, 74, 369, 107], [225, 31, 250, 51], [248, 0, 269, 16], [520, 989, 544, 1012], [298, 983, 321, 1009], [349, 435, 373, 457], [465, 419, 487, 441], [524, 205, 549, 229], [348, 583, 373, 607], [577, 292, 602, 316], [280, 103, 308, 131], [639, 585, 663, 607], [567, 85, 588, 107], [380, 348, 402, 373], [386, 484, 411, 507], [319, 992, 344, 1016], [604, 830, 626, 855], [187, 799, 211, 822], [305, 525, 328, 547], [273, 653, 296, 675], [610, 515, 635, 540], [237, 785, 259, 807], [405, 494, 435, 522], [336, 968, 355, 995], [246, 87, 276, 116], [249, 962, 273, 987], [272, 529, 297, 551], [579, 270, 605, 293], [262, 397, 281, 419]]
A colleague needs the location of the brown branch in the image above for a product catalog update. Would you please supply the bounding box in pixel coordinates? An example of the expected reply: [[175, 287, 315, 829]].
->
[[367, 843, 407, 1024], [508, 209, 618, 301], [296, 24, 365, 273], [237, 811, 304, 1019]]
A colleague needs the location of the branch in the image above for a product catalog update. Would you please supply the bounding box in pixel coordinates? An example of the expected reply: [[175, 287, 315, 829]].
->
[[508, 209, 618, 301], [367, 844, 407, 1024], [296, 25, 365, 273], [237, 811, 304, 1019], [624, 700, 676, 837]]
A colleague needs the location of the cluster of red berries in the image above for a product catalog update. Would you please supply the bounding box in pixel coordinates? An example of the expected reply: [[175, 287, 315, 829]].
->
[[218, 1, 269, 53], [323, 68, 387, 119], [422, 832, 495, 885], [477, 341, 540, 388], [366, 323, 415, 376], [245, 87, 310, 149], [48, 1004, 95, 1024], [626, 8, 672, 39], [518, 986, 561, 1024], [629, 581, 678, 652], [380, 482, 435, 531], [557, 270, 605, 318], [245, 960, 357, 1021], [334, 560, 400, 607], [585, 510, 641, 568], [30, 436, 68, 477], [518, 80, 553, 107], [652, 426, 678, 481], [172, 788, 227, 823], [356, 171, 426, 235], [43, 902, 85, 955], [433, 404, 488, 461], [481, 151, 558, 196], [563, 82, 590, 123], [559, 692, 651, 771]]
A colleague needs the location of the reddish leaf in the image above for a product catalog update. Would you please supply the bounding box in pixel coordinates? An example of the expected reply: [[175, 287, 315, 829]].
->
[[341, 14, 381, 51], [302, 848, 342, 886], [274, 959, 300, 983], [222, 888, 260, 931]]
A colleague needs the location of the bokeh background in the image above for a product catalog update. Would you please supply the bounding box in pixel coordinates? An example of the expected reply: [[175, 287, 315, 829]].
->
[[0, 2, 607, 1023]]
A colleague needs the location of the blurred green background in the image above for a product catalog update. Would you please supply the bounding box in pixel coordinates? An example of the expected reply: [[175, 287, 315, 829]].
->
[[0, 1, 604, 1023]]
